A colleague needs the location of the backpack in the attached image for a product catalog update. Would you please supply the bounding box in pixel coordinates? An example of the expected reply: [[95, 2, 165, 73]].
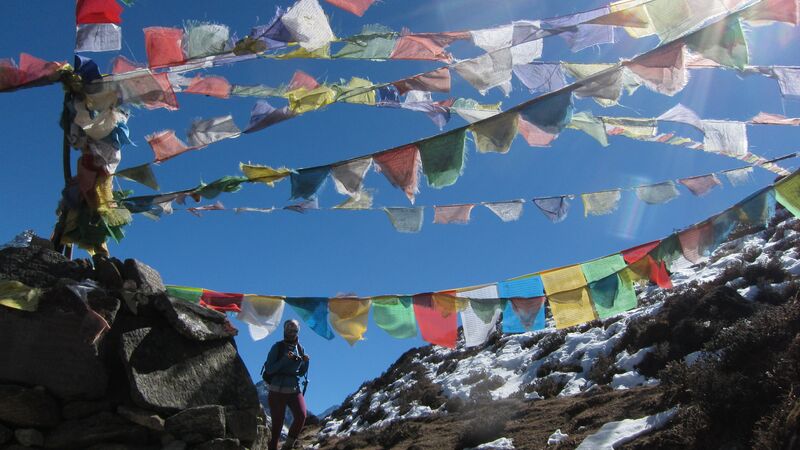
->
[[261, 341, 309, 395]]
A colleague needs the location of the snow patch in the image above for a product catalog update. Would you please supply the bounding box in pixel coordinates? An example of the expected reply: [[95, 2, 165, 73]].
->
[[576, 408, 678, 449], [547, 429, 569, 445], [467, 437, 515, 449]]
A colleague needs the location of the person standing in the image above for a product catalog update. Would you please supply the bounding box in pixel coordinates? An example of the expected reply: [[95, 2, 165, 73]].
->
[[264, 319, 310, 450]]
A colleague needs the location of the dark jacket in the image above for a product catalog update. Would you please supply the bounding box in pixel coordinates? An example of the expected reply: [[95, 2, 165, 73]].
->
[[264, 340, 309, 392]]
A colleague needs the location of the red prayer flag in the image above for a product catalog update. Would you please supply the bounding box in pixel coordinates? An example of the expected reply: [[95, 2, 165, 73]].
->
[[144, 27, 185, 68], [518, 118, 557, 147], [393, 67, 451, 95], [621, 240, 661, 264], [147, 130, 192, 162], [184, 75, 232, 99], [743, 0, 799, 25], [412, 293, 457, 348], [111, 55, 145, 74], [200, 290, 243, 313], [390, 31, 468, 62], [324, 0, 375, 16], [623, 240, 672, 288], [288, 70, 319, 91], [18, 53, 63, 85], [76, 0, 123, 25], [373, 144, 421, 203]]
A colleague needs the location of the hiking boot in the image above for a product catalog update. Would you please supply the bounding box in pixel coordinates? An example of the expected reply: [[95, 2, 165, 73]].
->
[[280, 436, 297, 450]]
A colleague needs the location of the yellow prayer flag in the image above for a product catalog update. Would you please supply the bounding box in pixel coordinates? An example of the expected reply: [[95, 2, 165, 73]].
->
[[286, 86, 337, 114], [239, 163, 292, 186], [540, 265, 597, 329], [611, 0, 656, 38], [329, 298, 371, 345], [274, 44, 331, 60], [776, 173, 800, 218], [242, 295, 285, 316], [339, 77, 376, 106], [0, 280, 41, 312]]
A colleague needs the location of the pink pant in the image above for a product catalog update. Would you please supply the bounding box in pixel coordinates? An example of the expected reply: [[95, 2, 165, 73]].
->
[[268, 391, 307, 450]]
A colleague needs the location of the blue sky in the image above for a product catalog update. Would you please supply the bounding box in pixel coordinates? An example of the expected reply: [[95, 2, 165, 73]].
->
[[1, 0, 799, 413]]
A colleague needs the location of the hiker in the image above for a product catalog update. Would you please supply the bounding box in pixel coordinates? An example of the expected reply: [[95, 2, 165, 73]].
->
[[263, 319, 310, 450]]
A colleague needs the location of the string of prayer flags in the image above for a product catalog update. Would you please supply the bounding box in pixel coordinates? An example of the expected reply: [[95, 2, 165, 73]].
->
[[540, 266, 597, 329], [187, 201, 224, 217], [75, 0, 123, 53], [282, 0, 336, 51], [582, 190, 622, 216], [635, 181, 680, 205], [497, 276, 546, 333], [384, 207, 424, 233], [419, 129, 466, 189], [373, 144, 421, 204], [433, 204, 475, 225], [412, 293, 458, 348], [457, 285, 503, 347], [238, 295, 285, 341], [328, 297, 371, 345], [484, 200, 525, 222], [533, 196, 571, 223], [324, 0, 375, 17], [290, 166, 331, 200], [679, 174, 722, 196], [581, 254, 637, 319], [371, 296, 417, 339], [518, 119, 558, 147]]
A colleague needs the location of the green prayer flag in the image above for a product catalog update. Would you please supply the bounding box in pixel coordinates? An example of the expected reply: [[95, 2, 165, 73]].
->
[[776, 172, 800, 218], [116, 164, 160, 190], [166, 286, 203, 303], [194, 176, 248, 200], [419, 129, 466, 188], [470, 113, 519, 154], [371, 296, 418, 339], [335, 25, 398, 60], [685, 16, 749, 70], [568, 111, 609, 147], [581, 254, 637, 319]]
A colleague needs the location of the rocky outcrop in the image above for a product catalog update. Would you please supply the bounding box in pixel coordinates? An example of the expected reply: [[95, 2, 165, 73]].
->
[[0, 236, 267, 449]]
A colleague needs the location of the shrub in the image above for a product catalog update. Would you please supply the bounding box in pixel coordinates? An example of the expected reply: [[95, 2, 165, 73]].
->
[[531, 375, 568, 399], [531, 331, 567, 361], [587, 354, 621, 385], [536, 359, 583, 378], [374, 421, 421, 449], [455, 409, 510, 449]]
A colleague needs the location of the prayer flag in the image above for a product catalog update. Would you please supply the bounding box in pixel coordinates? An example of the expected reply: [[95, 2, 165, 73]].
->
[[184, 75, 232, 99], [286, 86, 337, 114], [413, 293, 458, 348], [635, 181, 680, 204], [335, 25, 397, 59], [285, 298, 335, 340], [332, 158, 372, 197], [685, 16, 748, 70], [568, 111, 609, 147], [200, 290, 243, 313], [115, 164, 159, 190], [542, 7, 615, 52], [147, 130, 192, 163], [678, 222, 715, 263], [329, 298, 371, 345], [166, 286, 203, 303], [390, 31, 466, 62], [245, 100, 295, 133], [750, 112, 800, 126], [393, 68, 451, 95], [187, 115, 240, 148], [453, 49, 513, 95], [471, 112, 519, 154], [724, 167, 753, 187], [735, 188, 775, 228], [324, 0, 375, 17], [290, 166, 331, 200], [581, 254, 637, 319], [289, 70, 319, 91], [384, 207, 424, 233], [513, 63, 567, 94], [76, 0, 122, 24], [281, 0, 336, 51], [75, 23, 122, 52], [563, 63, 623, 106], [498, 275, 546, 332], [457, 285, 502, 347], [184, 23, 230, 59], [776, 172, 800, 217], [433, 204, 475, 224], [518, 90, 573, 134], [518, 119, 557, 147], [743, 0, 799, 25], [626, 41, 687, 96], [540, 266, 597, 329], [679, 174, 722, 196], [371, 296, 417, 338], [419, 129, 466, 188], [772, 67, 800, 98], [702, 120, 748, 157], [144, 27, 185, 68], [374, 144, 421, 203], [240, 163, 291, 186], [658, 103, 703, 130], [238, 295, 285, 341], [484, 200, 524, 222], [0, 281, 41, 312], [334, 191, 373, 210], [339, 77, 376, 105], [533, 196, 570, 223], [582, 190, 622, 216]]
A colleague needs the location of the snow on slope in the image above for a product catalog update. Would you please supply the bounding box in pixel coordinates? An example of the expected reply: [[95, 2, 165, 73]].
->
[[320, 214, 800, 438]]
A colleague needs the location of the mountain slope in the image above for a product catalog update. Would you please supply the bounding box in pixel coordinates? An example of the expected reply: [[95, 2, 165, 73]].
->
[[308, 213, 800, 449]]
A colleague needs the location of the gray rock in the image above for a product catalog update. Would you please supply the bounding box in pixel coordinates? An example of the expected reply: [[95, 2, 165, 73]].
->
[[162, 441, 187, 450], [0, 246, 92, 289], [164, 406, 225, 444], [0, 288, 108, 399], [118, 327, 259, 412], [122, 260, 165, 295], [117, 405, 164, 431], [252, 425, 269, 450], [0, 385, 60, 428], [153, 294, 237, 341], [44, 412, 148, 449], [93, 255, 124, 290], [0, 424, 12, 445], [14, 428, 44, 447], [62, 400, 112, 420], [194, 438, 243, 450], [225, 408, 259, 445]]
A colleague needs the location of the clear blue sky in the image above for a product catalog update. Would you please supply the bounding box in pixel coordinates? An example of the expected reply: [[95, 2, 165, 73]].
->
[[1, 0, 799, 413]]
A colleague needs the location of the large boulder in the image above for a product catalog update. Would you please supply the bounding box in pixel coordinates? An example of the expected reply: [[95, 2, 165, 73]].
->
[[152, 294, 237, 341], [122, 259, 165, 295], [119, 326, 259, 413], [164, 405, 225, 444], [44, 411, 149, 449], [225, 408, 260, 445], [0, 246, 92, 288], [0, 287, 110, 399], [0, 385, 60, 428]]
